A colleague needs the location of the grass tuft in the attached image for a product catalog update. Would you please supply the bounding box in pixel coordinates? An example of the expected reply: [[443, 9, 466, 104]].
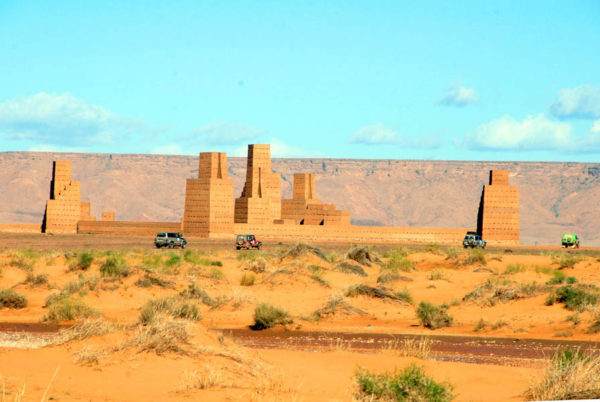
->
[[139, 297, 201, 324], [252, 303, 292, 330], [416, 302, 453, 329], [100, 256, 129, 277], [0, 289, 28, 309], [44, 296, 99, 322]]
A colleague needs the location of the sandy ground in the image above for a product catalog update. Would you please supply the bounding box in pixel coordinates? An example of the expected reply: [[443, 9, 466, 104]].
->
[[1, 234, 599, 401]]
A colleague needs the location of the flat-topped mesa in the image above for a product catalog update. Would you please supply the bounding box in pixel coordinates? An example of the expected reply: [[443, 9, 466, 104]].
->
[[42, 160, 85, 233], [280, 173, 350, 225], [182, 152, 234, 237], [234, 144, 282, 224], [477, 169, 519, 245]]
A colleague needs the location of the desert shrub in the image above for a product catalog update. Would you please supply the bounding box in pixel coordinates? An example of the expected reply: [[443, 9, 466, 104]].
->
[[242, 257, 268, 273], [534, 265, 555, 275], [464, 248, 486, 265], [282, 243, 327, 262], [70, 251, 94, 271], [100, 256, 129, 277], [56, 318, 116, 344], [44, 296, 98, 322], [309, 295, 366, 321], [486, 282, 546, 306], [209, 267, 225, 280], [345, 285, 413, 304], [491, 320, 508, 330], [382, 248, 409, 259], [474, 318, 488, 332], [424, 243, 444, 255], [139, 297, 201, 324], [377, 272, 401, 284], [252, 303, 292, 330], [587, 313, 600, 334], [504, 264, 526, 275], [354, 364, 454, 402], [428, 269, 445, 281], [236, 250, 272, 262], [130, 315, 192, 355], [525, 348, 600, 401], [444, 247, 461, 260], [346, 247, 381, 266], [179, 282, 214, 306], [164, 253, 182, 268], [382, 255, 414, 272], [183, 249, 206, 264], [463, 278, 512, 302], [9, 254, 34, 272], [25, 272, 48, 286], [240, 273, 255, 286], [546, 270, 566, 285], [552, 286, 599, 311], [416, 302, 453, 329], [0, 289, 27, 309], [135, 273, 173, 288], [553, 254, 580, 269], [334, 261, 367, 276]]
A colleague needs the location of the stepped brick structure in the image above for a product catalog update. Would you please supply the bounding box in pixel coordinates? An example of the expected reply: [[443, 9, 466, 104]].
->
[[42, 161, 83, 234], [102, 211, 115, 221], [281, 173, 350, 225], [477, 170, 519, 245], [182, 152, 234, 237], [234, 144, 282, 224], [80, 202, 95, 221]]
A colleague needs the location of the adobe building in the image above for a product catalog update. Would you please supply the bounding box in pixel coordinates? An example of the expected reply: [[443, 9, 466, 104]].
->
[[182, 152, 234, 238], [476, 170, 519, 245], [280, 173, 350, 225], [234, 144, 282, 224], [42, 161, 85, 234], [101, 211, 115, 221]]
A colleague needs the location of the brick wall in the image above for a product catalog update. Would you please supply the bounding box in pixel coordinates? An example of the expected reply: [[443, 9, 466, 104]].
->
[[78, 221, 181, 236], [477, 169, 519, 245], [43, 161, 82, 234]]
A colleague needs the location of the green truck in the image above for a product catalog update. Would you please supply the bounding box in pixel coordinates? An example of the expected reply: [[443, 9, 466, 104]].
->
[[561, 233, 580, 248]]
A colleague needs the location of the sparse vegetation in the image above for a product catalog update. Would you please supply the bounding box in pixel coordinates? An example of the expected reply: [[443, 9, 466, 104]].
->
[[525, 348, 600, 401], [334, 261, 367, 276], [139, 297, 201, 324], [587, 313, 600, 334], [240, 273, 255, 286], [381, 254, 414, 272], [209, 267, 225, 280], [550, 285, 599, 311], [252, 303, 292, 330], [553, 254, 580, 270], [309, 295, 366, 321], [354, 365, 454, 401], [345, 285, 412, 304], [179, 282, 215, 306], [491, 319, 508, 330], [504, 264, 526, 274], [135, 273, 173, 288], [464, 248, 486, 265], [346, 247, 381, 266], [70, 251, 95, 271], [25, 272, 48, 286], [100, 256, 129, 277], [428, 269, 446, 281], [416, 302, 453, 329], [242, 257, 268, 273], [474, 318, 488, 332], [0, 289, 28, 309], [282, 243, 327, 262], [44, 296, 99, 322]]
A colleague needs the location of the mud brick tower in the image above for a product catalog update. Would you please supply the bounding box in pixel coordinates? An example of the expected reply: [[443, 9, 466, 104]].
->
[[183, 152, 234, 237], [101, 211, 115, 221], [234, 144, 282, 224], [42, 161, 83, 234], [477, 170, 519, 245], [281, 173, 350, 225], [80, 201, 95, 221]]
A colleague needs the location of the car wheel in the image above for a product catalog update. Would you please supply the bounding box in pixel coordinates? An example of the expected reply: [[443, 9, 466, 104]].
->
[[181, 243, 186, 249], [168, 243, 174, 249]]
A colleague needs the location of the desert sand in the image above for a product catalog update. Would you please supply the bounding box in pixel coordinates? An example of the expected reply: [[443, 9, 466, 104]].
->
[[1, 235, 600, 401]]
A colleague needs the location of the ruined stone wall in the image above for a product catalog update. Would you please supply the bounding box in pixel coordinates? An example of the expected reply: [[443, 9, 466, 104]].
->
[[182, 152, 234, 238], [234, 145, 281, 224], [102, 211, 115, 221], [234, 223, 469, 244], [477, 170, 519, 245], [0, 223, 42, 233], [43, 161, 82, 234], [78, 221, 181, 236], [80, 202, 96, 221]]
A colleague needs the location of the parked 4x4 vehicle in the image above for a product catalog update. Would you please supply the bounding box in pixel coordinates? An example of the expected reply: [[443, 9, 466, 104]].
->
[[561, 233, 580, 248], [463, 232, 486, 249], [155, 232, 187, 249], [236, 234, 262, 250]]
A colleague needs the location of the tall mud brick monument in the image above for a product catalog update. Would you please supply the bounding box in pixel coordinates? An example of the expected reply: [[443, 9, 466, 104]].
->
[[281, 173, 350, 225], [182, 152, 234, 237], [234, 144, 282, 224], [477, 170, 519, 245], [42, 161, 83, 234]]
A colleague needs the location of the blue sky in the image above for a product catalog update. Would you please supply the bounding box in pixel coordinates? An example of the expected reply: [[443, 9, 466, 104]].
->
[[1, 1, 599, 161]]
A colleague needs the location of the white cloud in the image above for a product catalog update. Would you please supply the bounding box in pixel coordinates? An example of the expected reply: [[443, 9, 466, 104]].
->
[[350, 124, 442, 148], [466, 114, 572, 150], [184, 122, 264, 145], [438, 83, 478, 107], [464, 114, 600, 152], [0, 93, 142, 147], [350, 124, 399, 144], [550, 85, 600, 119]]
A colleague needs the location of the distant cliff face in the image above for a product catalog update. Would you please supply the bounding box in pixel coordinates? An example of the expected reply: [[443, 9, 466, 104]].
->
[[1, 152, 599, 246]]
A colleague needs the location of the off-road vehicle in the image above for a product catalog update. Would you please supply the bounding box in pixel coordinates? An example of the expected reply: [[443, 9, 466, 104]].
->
[[236, 234, 262, 250], [561, 233, 580, 248], [463, 233, 486, 249], [155, 232, 187, 249]]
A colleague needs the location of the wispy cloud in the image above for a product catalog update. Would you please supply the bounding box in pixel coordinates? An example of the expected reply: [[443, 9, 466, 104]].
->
[[462, 114, 600, 152], [550, 85, 600, 119], [0, 93, 144, 148], [181, 122, 264, 145], [350, 123, 442, 148], [438, 83, 478, 107]]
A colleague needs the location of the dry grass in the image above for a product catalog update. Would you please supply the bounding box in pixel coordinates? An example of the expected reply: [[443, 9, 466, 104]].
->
[[55, 318, 116, 344], [128, 315, 192, 355], [383, 337, 432, 359], [525, 349, 600, 401]]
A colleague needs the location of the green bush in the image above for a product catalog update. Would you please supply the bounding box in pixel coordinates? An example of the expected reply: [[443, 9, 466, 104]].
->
[[416, 302, 453, 329], [355, 364, 454, 401], [240, 273, 255, 286], [553, 286, 599, 311], [0, 289, 28, 309], [504, 264, 526, 274], [553, 254, 580, 269], [252, 303, 292, 330], [100, 256, 129, 277], [382, 255, 414, 272], [139, 297, 201, 324], [71, 251, 95, 271], [44, 296, 98, 322], [25, 272, 48, 286]]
